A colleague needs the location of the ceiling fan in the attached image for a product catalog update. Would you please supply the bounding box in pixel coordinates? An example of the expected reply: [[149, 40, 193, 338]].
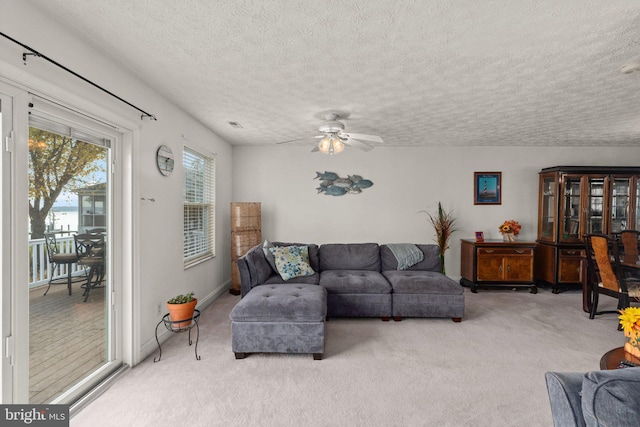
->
[[278, 111, 384, 155]]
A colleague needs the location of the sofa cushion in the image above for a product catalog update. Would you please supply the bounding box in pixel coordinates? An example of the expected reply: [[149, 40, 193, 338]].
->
[[319, 243, 381, 271], [381, 244, 441, 272], [264, 272, 320, 285], [383, 270, 463, 294], [246, 244, 274, 285], [269, 245, 315, 281], [320, 270, 392, 294], [273, 242, 320, 272], [229, 284, 327, 322], [581, 367, 640, 426]]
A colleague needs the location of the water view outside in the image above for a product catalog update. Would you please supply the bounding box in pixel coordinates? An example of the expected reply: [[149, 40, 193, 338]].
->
[[44, 206, 77, 234]]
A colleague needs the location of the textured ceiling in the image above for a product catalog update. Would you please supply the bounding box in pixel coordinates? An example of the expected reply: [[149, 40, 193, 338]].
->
[[23, 0, 640, 148]]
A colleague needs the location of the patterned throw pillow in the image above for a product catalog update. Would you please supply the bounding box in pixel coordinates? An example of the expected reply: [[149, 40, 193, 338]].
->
[[269, 245, 315, 281]]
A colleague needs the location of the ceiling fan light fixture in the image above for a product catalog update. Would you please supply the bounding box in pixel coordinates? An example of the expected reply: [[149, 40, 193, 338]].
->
[[332, 137, 345, 155], [318, 136, 331, 154], [318, 135, 344, 155]]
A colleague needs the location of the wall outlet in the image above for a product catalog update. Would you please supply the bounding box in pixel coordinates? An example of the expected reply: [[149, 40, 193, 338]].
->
[[156, 303, 162, 316]]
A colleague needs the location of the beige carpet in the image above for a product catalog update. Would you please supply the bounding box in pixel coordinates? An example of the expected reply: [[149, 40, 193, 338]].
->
[[71, 287, 624, 427]]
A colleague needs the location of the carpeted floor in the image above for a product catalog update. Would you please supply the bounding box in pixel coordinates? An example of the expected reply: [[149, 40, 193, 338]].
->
[[71, 287, 624, 427]]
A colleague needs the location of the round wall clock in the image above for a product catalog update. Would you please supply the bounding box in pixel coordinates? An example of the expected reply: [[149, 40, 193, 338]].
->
[[156, 145, 174, 176]]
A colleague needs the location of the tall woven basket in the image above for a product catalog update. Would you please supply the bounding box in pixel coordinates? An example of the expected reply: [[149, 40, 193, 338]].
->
[[230, 202, 261, 295]]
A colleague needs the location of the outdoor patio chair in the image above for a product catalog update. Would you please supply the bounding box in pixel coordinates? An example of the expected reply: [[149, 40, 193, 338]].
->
[[74, 233, 106, 302], [43, 232, 80, 296]]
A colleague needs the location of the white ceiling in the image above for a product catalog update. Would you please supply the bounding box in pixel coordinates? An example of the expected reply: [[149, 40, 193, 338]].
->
[[25, 0, 640, 148]]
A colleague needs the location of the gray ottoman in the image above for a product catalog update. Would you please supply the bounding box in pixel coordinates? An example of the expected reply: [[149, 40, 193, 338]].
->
[[384, 271, 464, 322], [229, 284, 327, 360]]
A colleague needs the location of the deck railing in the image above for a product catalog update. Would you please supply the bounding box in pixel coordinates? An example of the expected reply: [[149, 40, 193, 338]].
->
[[28, 236, 84, 289]]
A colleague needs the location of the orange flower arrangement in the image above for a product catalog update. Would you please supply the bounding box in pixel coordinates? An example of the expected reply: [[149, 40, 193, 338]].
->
[[619, 307, 640, 358], [499, 220, 521, 236]]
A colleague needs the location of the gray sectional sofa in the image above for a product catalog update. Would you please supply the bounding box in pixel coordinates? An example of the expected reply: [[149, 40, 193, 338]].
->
[[236, 242, 464, 321], [231, 242, 464, 359]]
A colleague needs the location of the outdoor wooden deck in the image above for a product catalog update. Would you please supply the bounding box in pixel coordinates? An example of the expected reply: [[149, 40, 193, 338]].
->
[[29, 279, 106, 404]]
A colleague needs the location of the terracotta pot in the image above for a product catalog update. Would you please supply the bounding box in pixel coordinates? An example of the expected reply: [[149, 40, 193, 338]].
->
[[166, 299, 197, 329]]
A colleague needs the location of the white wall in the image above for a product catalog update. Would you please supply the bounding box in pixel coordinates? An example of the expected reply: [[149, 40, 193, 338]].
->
[[232, 144, 640, 277], [1, 1, 233, 364]]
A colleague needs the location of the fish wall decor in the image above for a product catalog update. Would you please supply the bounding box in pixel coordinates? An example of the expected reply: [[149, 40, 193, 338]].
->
[[314, 171, 374, 196]]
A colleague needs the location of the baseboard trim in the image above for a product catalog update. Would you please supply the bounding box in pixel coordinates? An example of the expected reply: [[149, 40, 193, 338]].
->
[[70, 363, 130, 418]]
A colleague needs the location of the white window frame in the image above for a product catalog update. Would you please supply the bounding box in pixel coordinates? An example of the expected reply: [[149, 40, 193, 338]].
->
[[183, 146, 215, 267]]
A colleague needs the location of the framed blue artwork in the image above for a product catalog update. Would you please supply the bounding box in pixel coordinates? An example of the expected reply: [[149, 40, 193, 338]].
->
[[474, 172, 501, 205]]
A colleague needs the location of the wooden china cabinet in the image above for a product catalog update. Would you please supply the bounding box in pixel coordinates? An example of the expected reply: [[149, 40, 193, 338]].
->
[[535, 166, 640, 308]]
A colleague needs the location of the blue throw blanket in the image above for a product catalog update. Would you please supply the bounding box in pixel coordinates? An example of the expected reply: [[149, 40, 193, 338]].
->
[[387, 244, 424, 270]]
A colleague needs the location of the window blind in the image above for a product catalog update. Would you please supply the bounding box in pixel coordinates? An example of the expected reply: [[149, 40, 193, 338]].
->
[[29, 95, 113, 147], [183, 147, 215, 267]]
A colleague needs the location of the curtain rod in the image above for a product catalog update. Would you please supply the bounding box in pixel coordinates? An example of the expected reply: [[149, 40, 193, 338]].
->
[[0, 31, 157, 121]]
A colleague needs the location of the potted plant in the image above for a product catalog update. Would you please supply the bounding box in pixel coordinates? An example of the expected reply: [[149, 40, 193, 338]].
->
[[421, 202, 457, 275], [166, 292, 197, 329]]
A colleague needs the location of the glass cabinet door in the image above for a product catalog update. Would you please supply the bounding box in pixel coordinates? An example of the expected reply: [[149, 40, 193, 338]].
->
[[538, 173, 556, 241], [586, 177, 605, 235], [560, 176, 582, 242], [634, 176, 640, 231], [611, 177, 631, 233]]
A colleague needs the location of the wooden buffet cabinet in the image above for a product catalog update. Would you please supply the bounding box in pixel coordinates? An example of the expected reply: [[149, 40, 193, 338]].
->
[[460, 239, 537, 293], [535, 166, 640, 309]]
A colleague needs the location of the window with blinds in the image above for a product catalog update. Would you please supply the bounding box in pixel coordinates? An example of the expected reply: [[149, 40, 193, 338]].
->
[[183, 147, 215, 267]]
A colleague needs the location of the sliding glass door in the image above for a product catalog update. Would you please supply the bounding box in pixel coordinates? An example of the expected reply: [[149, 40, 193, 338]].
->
[[27, 98, 120, 405], [1, 85, 125, 406]]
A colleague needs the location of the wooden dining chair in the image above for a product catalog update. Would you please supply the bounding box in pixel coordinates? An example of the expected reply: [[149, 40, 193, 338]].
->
[[617, 230, 640, 282], [584, 234, 640, 323], [618, 229, 640, 262]]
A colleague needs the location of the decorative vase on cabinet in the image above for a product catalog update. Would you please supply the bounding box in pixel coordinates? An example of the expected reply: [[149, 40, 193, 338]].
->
[[230, 202, 261, 295]]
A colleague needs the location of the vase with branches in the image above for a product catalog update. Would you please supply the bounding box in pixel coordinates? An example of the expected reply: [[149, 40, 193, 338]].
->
[[421, 202, 458, 275]]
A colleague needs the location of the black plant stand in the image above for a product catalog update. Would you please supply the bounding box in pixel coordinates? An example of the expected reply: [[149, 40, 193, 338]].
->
[[154, 309, 201, 362]]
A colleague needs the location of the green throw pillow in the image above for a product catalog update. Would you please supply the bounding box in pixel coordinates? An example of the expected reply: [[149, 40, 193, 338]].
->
[[269, 245, 315, 281]]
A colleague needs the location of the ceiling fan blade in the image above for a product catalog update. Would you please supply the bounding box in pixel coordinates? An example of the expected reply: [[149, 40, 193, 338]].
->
[[276, 135, 322, 144], [310, 146, 319, 152], [343, 138, 374, 152], [341, 132, 383, 143]]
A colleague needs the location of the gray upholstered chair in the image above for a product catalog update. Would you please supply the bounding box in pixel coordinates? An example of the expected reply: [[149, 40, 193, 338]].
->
[[545, 368, 640, 426]]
